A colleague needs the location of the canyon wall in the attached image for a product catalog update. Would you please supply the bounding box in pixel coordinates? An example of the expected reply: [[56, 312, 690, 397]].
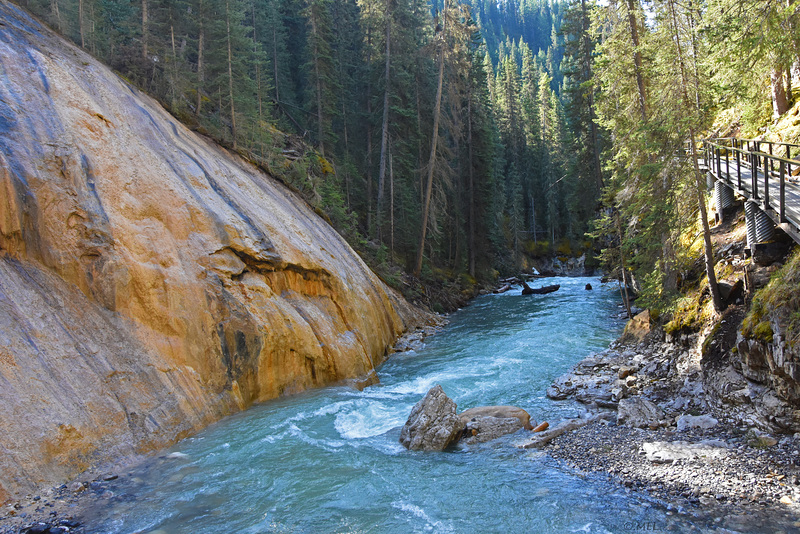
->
[[0, 1, 426, 500]]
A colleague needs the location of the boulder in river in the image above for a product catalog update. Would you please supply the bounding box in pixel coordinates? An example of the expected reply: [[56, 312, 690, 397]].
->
[[458, 405, 534, 444], [399, 385, 464, 451], [521, 282, 560, 295], [461, 416, 526, 444], [459, 406, 534, 430]]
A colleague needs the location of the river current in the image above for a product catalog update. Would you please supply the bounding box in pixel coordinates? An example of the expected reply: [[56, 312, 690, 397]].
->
[[84, 277, 717, 533]]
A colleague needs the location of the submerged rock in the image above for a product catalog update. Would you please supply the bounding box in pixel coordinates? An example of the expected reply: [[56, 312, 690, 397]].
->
[[461, 416, 525, 444], [400, 385, 464, 451], [458, 406, 534, 430], [457, 406, 534, 444]]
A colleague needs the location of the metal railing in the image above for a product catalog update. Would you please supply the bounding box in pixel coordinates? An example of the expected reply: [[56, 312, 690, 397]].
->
[[703, 138, 800, 226]]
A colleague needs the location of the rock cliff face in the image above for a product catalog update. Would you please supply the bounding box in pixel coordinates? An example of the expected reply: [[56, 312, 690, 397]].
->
[[0, 1, 425, 500]]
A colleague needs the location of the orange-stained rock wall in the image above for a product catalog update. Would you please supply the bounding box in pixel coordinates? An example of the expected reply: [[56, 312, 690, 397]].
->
[[0, 0, 427, 498]]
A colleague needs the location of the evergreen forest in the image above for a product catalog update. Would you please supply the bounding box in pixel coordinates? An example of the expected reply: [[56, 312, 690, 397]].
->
[[15, 0, 800, 313]]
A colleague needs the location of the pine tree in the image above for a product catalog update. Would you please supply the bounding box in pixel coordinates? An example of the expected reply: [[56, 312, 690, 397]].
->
[[304, 0, 339, 157], [561, 0, 605, 240]]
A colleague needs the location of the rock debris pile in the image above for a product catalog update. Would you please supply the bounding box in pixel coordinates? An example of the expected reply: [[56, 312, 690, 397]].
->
[[533, 339, 800, 528]]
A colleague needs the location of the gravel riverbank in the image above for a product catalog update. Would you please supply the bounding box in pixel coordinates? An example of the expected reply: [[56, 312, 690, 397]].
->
[[526, 335, 800, 532]]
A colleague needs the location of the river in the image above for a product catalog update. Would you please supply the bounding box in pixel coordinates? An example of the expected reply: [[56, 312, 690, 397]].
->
[[82, 277, 709, 533]]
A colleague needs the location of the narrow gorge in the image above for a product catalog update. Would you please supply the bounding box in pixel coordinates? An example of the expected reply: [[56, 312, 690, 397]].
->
[[0, 0, 428, 500]]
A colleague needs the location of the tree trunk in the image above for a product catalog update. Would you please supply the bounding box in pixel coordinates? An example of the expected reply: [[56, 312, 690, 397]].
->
[[226, 0, 237, 148], [467, 92, 476, 278], [252, 5, 263, 132], [365, 22, 374, 236], [666, 0, 722, 313], [390, 149, 394, 256], [615, 212, 633, 319], [414, 7, 446, 277], [142, 0, 148, 59], [196, 17, 204, 116], [78, 0, 84, 48], [272, 25, 280, 103], [772, 66, 790, 119], [582, 0, 603, 190], [309, 7, 325, 157], [625, 0, 647, 121], [376, 1, 391, 241], [690, 128, 722, 312], [170, 23, 177, 107], [50, 0, 61, 33]]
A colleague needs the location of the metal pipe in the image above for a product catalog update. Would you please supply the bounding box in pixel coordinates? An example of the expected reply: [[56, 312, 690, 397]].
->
[[714, 181, 735, 221], [745, 200, 756, 249], [755, 205, 775, 243]]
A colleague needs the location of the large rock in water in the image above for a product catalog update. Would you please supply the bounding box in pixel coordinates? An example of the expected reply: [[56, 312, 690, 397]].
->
[[0, 1, 426, 500], [460, 416, 525, 444], [459, 406, 534, 430], [400, 386, 465, 450]]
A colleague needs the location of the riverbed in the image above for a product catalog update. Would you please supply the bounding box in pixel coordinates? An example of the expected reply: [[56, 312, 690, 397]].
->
[[79, 277, 713, 533]]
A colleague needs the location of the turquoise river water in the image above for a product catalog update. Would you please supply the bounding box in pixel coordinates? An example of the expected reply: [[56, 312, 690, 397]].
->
[[82, 277, 760, 533]]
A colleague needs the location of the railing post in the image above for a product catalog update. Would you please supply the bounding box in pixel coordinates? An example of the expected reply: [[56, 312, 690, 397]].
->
[[736, 145, 742, 189], [752, 149, 759, 200], [780, 160, 787, 223], [725, 141, 730, 181], [716, 144, 721, 178], [764, 152, 770, 210], [769, 143, 774, 178]]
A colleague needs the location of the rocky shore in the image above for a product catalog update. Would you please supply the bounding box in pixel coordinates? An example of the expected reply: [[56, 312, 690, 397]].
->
[[0, 466, 125, 534], [527, 335, 800, 531]]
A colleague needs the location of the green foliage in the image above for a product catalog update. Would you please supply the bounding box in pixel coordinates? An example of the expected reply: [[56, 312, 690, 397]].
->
[[664, 292, 711, 336], [24, 0, 606, 300], [741, 248, 800, 345]]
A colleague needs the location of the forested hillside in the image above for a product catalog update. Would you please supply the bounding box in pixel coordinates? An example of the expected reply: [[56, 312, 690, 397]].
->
[[14, 0, 595, 294], [12, 0, 800, 314]]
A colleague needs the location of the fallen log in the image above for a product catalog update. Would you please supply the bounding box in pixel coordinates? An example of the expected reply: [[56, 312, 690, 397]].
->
[[494, 284, 512, 294], [521, 282, 560, 295], [520, 413, 611, 449]]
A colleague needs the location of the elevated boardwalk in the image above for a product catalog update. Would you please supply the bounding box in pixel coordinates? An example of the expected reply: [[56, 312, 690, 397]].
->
[[702, 138, 800, 244]]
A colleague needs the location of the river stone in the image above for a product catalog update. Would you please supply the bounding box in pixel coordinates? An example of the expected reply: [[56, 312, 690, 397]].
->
[[461, 416, 525, 444], [399, 385, 464, 451], [676, 414, 719, 431], [641, 440, 728, 463], [617, 397, 665, 428]]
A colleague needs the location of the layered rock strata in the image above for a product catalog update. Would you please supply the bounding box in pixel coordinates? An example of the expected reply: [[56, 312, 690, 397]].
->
[[0, 0, 425, 499]]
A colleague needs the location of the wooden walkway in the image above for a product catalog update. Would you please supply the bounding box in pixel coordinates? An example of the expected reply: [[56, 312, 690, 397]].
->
[[702, 138, 800, 244]]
